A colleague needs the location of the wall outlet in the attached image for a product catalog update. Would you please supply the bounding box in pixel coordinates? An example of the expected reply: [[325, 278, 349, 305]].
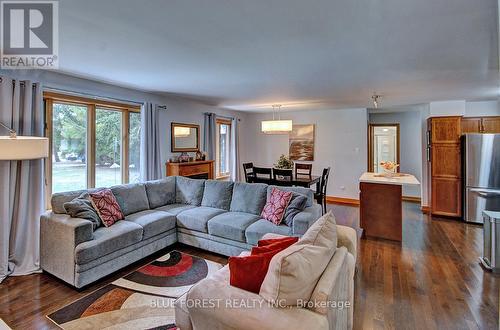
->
[[340, 186, 345, 190]]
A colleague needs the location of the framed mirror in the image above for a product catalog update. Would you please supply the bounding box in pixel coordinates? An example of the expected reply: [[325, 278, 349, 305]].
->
[[171, 122, 200, 152]]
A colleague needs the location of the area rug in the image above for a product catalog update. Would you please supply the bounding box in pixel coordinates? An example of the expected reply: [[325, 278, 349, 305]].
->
[[47, 251, 222, 330]]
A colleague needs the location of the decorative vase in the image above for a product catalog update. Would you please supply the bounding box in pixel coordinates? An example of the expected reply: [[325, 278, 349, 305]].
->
[[383, 168, 396, 177]]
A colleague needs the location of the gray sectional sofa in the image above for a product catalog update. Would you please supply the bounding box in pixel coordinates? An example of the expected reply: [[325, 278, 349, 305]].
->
[[40, 176, 322, 288]]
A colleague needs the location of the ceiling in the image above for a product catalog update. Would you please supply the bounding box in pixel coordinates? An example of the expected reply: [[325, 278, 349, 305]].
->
[[58, 0, 498, 111]]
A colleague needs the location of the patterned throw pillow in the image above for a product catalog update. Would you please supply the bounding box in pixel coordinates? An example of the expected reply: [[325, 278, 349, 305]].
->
[[89, 189, 124, 227], [261, 188, 293, 225]]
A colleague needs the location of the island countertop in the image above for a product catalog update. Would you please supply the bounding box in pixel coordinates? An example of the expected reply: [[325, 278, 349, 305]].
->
[[359, 172, 420, 186]]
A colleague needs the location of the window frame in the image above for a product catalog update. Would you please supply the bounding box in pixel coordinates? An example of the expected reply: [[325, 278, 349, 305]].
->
[[215, 118, 232, 179], [44, 92, 141, 207]]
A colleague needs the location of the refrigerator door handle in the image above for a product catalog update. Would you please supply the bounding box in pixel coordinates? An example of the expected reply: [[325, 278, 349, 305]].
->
[[469, 188, 500, 198]]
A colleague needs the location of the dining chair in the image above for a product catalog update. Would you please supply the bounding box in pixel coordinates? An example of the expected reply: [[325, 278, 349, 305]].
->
[[242, 162, 255, 183], [314, 167, 331, 215], [253, 167, 272, 183], [295, 163, 312, 177], [272, 168, 293, 186]]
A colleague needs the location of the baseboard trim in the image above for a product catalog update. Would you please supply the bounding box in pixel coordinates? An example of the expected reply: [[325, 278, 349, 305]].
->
[[421, 206, 431, 214], [402, 196, 421, 203], [326, 196, 360, 206]]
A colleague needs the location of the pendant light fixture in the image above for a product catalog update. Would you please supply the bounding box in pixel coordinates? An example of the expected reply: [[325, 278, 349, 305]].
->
[[372, 94, 381, 109], [261, 104, 293, 134]]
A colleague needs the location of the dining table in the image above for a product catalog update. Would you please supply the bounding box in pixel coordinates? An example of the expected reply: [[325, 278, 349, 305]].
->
[[248, 174, 321, 191]]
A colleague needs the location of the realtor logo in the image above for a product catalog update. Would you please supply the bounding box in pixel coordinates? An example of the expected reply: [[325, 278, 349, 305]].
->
[[1, 0, 58, 69]]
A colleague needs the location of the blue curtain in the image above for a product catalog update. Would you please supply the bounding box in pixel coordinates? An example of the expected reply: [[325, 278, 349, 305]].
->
[[230, 117, 240, 181], [140, 103, 162, 180], [204, 113, 217, 161], [0, 77, 44, 283]]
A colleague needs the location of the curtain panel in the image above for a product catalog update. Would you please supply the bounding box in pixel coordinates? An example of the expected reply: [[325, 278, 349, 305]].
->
[[0, 76, 44, 283], [230, 117, 240, 181], [203, 112, 217, 161], [140, 102, 162, 181]]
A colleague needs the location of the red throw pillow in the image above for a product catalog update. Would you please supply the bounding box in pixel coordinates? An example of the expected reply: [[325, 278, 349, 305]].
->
[[252, 237, 298, 255], [257, 236, 298, 247], [89, 189, 124, 227], [261, 188, 293, 225], [229, 238, 297, 293]]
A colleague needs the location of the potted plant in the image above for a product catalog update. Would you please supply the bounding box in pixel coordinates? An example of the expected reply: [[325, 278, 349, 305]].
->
[[274, 154, 294, 175]]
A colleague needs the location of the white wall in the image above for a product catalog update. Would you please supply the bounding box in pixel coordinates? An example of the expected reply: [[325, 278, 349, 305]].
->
[[369, 110, 422, 198], [0, 69, 247, 176], [240, 108, 368, 199], [429, 100, 466, 116], [465, 100, 500, 116]]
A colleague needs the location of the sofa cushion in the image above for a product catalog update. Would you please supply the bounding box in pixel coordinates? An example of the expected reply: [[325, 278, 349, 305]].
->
[[111, 183, 150, 216], [75, 221, 143, 265], [202, 180, 234, 210], [283, 194, 308, 227], [229, 182, 268, 215], [89, 189, 124, 227], [229, 238, 297, 294], [51, 188, 100, 214], [259, 211, 337, 306], [124, 210, 176, 239], [155, 203, 196, 215], [261, 187, 293, 225], [63, 193, 102, 230], [245, 219, 291, 245], [176, 207, 226, 233], [266, 185, 314, 207], [176, 177, 205, 205], [145, 177, 176, 209], [208, 212, 260, 242]]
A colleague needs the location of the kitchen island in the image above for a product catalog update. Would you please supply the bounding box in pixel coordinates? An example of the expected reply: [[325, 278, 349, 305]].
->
[[359, 172, 420, 242]]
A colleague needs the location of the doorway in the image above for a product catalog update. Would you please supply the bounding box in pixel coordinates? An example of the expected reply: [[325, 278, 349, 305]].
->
[[368, 124, 400, 173]]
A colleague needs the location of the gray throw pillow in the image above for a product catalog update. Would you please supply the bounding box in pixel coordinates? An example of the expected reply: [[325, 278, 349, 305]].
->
[[64, 193, 102, 230], [283, 193, 308, 227]]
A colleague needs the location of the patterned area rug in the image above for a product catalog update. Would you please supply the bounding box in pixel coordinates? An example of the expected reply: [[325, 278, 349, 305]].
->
[[47, 251, 222, 330]]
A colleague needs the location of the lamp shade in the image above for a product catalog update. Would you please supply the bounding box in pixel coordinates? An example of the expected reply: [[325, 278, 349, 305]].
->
[[261, 120, 293, 134], [0, 136, 49, 160]]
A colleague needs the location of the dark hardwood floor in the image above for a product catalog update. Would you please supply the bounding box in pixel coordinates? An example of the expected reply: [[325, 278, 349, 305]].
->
[[0, 202, 498, 329]]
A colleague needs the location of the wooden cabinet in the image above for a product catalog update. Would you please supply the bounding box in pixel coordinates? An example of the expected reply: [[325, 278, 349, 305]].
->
[[431, 144, 461, 178], [482, 117, 500, 133], [461, 116, 500, 134], [428, 116, 462, 218], [431, 178, 462, 217], [431, 117, 461, 143], [461, 117, 481, 133], [166, 160, 214, 179]]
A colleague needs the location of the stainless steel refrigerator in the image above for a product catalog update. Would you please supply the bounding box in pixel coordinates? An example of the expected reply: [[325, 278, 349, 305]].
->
[[463, 134, 500, 223]]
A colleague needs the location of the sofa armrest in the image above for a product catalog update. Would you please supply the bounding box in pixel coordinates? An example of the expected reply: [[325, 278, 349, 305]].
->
[[292, 204, 322, 236], [186, 277, 328, 330], [336, 225, 357, 261], [40, 211, 94, 285]]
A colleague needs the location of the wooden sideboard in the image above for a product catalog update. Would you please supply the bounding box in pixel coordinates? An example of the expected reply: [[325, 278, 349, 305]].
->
[[166, 160, 215, 179]]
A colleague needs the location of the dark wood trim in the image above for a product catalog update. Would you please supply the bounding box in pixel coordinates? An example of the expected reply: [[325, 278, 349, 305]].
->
[[402, 196, 421, 203], [326, 196, 360, 206], [171, 122, 201, 152], [367, 123, 401, 172], [421, 205, 431, 214]]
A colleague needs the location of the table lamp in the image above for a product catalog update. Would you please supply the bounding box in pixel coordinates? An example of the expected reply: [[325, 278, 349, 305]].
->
[[0, 121, 49, 160]]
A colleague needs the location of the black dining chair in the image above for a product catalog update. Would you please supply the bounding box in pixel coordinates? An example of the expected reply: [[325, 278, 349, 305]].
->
[[315, 167, 331, 215], [295, 163, 312, 177], [253, 167, 272, 183], [242, 162, 255, 183], [272, 168, 293, 186]]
